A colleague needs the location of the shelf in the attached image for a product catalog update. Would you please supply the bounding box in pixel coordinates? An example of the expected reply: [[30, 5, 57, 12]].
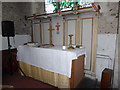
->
[[26, 7, 97, 20]]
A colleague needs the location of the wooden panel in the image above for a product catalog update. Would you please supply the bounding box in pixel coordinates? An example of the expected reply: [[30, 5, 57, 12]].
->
[[39, 20, 42, 44], [82, 19, 93, 70], [33, 24, 41, 44], [43, 23, 49, 44], [2, 49, 18, 74], [65, 21, 68, 46], [67, 20, 76, 45], [100, 68, 113, 89], [91, 18, 98, 73], [76, 16, 80, 45], [70, 55, 85, 88]]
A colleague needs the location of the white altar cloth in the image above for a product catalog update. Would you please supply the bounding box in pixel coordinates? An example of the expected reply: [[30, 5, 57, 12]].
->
[[17, 45, 86, 78]]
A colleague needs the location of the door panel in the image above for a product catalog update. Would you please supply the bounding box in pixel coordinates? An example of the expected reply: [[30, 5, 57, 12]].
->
[[43, 23, 49, 44], [67, 20, 76, 45], [33, 24, 41, 44], [82, 19, 93, 70]]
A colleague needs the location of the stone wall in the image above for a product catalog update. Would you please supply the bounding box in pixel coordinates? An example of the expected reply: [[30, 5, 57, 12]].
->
[[97, 2, 119, 88], [97, 2, 118, 34], [2, 2, 32, 35], [31, 2, 44, 14], [2, 2, 45, 35]]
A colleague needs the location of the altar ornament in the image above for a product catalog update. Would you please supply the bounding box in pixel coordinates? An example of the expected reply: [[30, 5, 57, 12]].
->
[[33, 14, 37, 19], [56, 2, 61, 16], [72, 2, 79, 15], [92, 3, 101, 12], [55, 22, 60, 34], [76, 45, 82, 48], [57, 9, 61, 16], [68, 34, 75, 49], [26, 42, 38, 47]]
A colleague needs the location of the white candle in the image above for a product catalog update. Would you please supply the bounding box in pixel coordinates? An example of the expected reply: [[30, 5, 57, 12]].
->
[[62, 46, 66, 50]]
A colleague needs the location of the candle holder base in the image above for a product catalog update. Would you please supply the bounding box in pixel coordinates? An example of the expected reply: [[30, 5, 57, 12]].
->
[[50, 44, 54, 47], [68, 46, 75, 50]]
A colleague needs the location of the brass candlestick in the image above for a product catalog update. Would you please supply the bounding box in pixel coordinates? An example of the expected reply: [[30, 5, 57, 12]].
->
[[68, 34, 75, 49]]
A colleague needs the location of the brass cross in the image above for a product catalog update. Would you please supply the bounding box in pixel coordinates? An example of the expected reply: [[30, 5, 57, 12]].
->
[[48, 19, 54, 46]]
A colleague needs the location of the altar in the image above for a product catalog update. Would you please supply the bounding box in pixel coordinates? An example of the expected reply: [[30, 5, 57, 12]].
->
[[17, 45, 86, 88]]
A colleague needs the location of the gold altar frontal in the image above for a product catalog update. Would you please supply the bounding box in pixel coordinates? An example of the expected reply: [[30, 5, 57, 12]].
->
[[19, 55, 85, 88]]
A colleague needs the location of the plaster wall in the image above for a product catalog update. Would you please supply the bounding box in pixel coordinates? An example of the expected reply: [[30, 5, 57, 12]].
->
[[0, 35, 31, 50], [96, 34, 116, 82]]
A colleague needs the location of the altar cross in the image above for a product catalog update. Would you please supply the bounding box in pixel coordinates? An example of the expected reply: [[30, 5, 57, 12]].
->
[[48, 18, 54, 46]]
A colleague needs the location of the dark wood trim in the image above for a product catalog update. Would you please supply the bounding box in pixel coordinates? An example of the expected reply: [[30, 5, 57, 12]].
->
[[2, 48, 18, 75], [70, 59, 75, 88], [70, 55, 85, 88]]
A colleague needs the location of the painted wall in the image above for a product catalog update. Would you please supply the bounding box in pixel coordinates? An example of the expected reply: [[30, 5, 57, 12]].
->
[[96, 34, 116, 81], [42, 16, 63, 45], [0, 35, 31, 50]]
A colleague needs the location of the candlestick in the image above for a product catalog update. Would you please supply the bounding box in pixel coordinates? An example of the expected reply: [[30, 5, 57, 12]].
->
[[68, 34, 75, 49]]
